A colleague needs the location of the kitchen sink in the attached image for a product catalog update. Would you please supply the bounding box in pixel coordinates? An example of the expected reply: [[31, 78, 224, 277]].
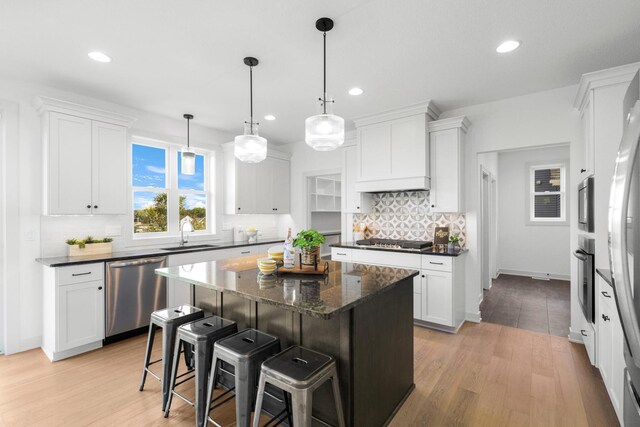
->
[[161, 244, 219, 251]]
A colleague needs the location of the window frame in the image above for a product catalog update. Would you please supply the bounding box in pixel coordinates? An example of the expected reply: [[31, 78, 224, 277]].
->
[[528, 162, 567, 224], [130, 136, 214, 240]]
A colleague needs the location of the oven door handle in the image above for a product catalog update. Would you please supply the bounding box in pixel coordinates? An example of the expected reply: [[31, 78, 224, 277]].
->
[[610, 99, 640, 369], [573, 250, 588, 262]]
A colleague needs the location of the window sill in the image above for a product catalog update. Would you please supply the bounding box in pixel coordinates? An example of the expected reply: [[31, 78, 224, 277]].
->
[[125, 233, 221, 249], [525, 220, 570, 227]]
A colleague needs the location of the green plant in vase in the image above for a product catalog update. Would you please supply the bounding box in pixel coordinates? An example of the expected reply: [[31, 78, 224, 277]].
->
[[293, 229, 325, 265], [448, 234, 461, 252]]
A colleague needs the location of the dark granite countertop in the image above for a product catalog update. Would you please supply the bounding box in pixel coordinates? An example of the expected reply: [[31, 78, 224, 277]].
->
[[331, 242, 468, 257], [36, 238, 285, 267], [597, 268, 613, 287], [155, 255, 418, 319]]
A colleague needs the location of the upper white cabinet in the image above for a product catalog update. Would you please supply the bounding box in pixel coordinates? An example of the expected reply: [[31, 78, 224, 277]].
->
[[428, 116, 470, 213], [35, 97, 135, 215], [342, 144, 372, 214], [223, 144, 291, 214], [353, 102, 440, 192]]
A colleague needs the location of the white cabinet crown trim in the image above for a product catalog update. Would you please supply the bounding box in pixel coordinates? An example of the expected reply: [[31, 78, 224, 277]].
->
[[33, 96, 136, 128], [427, 116, 471, 133], [573, 62, 640, 110], [352, 100, 440, 128]]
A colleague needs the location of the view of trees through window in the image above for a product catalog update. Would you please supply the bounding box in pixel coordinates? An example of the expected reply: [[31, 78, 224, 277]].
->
[[132, 143, 207, 234]]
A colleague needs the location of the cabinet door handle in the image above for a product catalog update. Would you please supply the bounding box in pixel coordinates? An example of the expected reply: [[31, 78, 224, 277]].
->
[[601, 291, 611, 298], [93, 205, 98, 209], [98, 286, 103, 290], [336, 252, 347, 256], [429, 261, 444, 265], [241, 250, 250, 254], [581, 330, 588, 336], [238, 207, 241, 211], [581, 168, 587, 173], [356, 206, 360, 210], [431, 204, 435, 208], [421, 275, 425, 278], [602, 314, 610, 322], [72, 272, 92, 277], [86, 204, 91, 209]]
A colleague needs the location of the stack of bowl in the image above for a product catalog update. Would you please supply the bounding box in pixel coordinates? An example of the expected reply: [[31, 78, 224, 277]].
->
[[257, 258, 277, 275], [268, 246, 284, 262]]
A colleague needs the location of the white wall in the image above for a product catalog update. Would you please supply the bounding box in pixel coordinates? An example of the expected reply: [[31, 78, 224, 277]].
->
[[496, 145, 571, 279], [439, 85, 580, 323]]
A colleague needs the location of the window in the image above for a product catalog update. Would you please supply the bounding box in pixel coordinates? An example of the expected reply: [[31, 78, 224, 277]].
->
[[132, 140, 211, 237], [529, 163, 566, 223]]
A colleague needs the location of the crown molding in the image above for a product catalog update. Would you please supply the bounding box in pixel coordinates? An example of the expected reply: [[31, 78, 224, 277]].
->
[[33, 96, 137, 128], [427, 116, 471, 133], [573, 62, 640, 111], [352, 100, 441, 128]]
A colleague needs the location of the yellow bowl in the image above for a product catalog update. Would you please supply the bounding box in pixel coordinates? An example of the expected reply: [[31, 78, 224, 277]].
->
[[257, 258, 277, 274]]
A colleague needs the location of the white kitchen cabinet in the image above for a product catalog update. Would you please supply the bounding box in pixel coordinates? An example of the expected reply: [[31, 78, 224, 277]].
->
[[579, 90, 595, 177], [596, 275, 624, 424], [223, 144, 291, 214], [332, 246, 466, 331], [35, 97, 135, 215], [353, 102, 440, 192], [42, 263, 105, 361], [342, 145, 372, 214], [428, 116, 469, 213]]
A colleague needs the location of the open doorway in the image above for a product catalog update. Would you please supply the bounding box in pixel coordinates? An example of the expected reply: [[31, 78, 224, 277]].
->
[[478, 144, 571, 337]]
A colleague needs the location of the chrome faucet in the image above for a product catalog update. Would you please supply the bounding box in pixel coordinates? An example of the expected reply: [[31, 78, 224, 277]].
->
[[179, 216, 194, 247]]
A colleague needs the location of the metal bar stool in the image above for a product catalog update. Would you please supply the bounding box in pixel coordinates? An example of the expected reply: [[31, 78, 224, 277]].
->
[[206, 329, 282, 427], [139, 304, 204, 410], [253, 346, 345, 427], [164, 315, 238, 426]]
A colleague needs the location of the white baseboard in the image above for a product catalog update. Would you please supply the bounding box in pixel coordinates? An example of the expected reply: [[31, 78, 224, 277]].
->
[[568, 327, 585, 344], [496, 269, 570, 281], [20, 335, 41, 352], [42, 340, 102, 362], [466, 312, 481, 323]]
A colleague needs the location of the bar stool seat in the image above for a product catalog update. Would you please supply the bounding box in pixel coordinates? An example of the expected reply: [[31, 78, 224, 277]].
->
[[164, 315, 238, 427], [139, 304, 204, 411], [253, 346, 345, 427], [206, 329, 282, 427]]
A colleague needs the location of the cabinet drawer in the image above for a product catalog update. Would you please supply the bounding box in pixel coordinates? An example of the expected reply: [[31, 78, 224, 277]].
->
[[422, 256, 452, 272], [352, 249, 421, 269], [57, 263, 104, 285], [331, 248, 352, 262]]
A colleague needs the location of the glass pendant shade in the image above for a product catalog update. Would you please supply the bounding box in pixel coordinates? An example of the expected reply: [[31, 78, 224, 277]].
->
[[181, 147, 196, 175], [234, 121, 267, 163], [305, 98, 345, 151]]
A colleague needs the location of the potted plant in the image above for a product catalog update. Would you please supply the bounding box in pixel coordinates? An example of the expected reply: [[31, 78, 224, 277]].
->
[[66, 236, 113, 256], [293, 229, 325, 265], [448, 234, 461, 253]]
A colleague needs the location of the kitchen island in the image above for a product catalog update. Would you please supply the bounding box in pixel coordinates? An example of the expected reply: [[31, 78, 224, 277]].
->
[[155, 255, 417, 426]]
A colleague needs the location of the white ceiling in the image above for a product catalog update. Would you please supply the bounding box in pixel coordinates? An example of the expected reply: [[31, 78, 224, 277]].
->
[[1, 0, 640, 144]]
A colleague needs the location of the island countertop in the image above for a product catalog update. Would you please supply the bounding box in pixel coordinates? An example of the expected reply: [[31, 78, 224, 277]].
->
[[155, 254, 418, 320]]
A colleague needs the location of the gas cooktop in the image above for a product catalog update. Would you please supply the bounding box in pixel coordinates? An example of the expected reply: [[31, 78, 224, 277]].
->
[[355, 238, 433, 251]]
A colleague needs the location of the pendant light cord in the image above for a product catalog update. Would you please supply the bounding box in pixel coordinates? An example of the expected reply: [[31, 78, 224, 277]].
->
[[323, 31, 327, 114], [186, 116, 190, 148], [249, 64, 254, 135]]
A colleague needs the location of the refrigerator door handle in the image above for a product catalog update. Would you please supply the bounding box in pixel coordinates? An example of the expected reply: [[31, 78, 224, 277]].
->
[[573, 250, 588, 261], [610, 100, 640, 367]]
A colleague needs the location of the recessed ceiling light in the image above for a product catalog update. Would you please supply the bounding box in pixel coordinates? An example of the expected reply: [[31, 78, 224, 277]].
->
[[264, 114, 276, 121], [348, 87, 364, 96], [496, 40, 520, 54], [88, 51, 112, 63]]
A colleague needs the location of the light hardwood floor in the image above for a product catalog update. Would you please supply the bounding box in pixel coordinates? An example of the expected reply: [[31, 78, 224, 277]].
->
[[0, 322, 618, 427]]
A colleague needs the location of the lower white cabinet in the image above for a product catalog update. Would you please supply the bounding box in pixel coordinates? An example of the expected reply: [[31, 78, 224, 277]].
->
[[42, 263, 105, 361], [331, 247, 466, 331], [596, 275, 624, 424]]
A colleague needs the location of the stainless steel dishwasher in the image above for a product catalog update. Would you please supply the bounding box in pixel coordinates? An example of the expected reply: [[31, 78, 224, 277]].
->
[[105, 256, 167, 342]]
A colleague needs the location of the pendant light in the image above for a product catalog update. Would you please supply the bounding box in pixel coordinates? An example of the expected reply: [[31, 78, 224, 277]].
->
[[305, 17, 345, 151], [181, 113, 195, 175], [234, 57, 267, 163]]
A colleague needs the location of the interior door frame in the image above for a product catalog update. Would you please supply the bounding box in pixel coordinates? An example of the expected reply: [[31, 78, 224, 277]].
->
[[479, 166, 496, 298]]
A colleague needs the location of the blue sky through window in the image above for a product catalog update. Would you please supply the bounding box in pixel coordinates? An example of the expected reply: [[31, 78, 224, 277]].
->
[[181, 193, 207, 210], [133, 190, 164, 210], [178, 152, 205, 190], [132, 144, 166, 187]]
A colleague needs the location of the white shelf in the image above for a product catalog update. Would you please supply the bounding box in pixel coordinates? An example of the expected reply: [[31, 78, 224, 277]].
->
[[308, 175, 342, 213]]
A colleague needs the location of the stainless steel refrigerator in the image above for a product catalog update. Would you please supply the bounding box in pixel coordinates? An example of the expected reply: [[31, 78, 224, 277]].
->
[[609, 69, 640, 425]]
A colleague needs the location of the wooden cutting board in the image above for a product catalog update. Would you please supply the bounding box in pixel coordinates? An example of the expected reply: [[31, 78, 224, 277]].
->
[[277, 262, 329, 275]]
